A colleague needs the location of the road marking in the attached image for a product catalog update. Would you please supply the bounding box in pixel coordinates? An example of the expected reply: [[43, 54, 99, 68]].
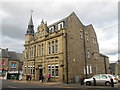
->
[[8, 86, 19, 88]]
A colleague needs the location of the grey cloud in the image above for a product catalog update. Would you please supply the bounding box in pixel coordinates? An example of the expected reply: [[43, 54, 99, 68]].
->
[[2, 23, 25, 40], [1, 1, 118, 62], [101, 48, 118, 56], [2, 36, 24, 53]]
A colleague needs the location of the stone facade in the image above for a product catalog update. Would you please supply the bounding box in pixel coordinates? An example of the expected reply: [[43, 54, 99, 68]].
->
[[100, 54, 110, 74], [23, 12, 109, 83]]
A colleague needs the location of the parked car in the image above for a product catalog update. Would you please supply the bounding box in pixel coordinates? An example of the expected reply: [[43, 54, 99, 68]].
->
[[115, 75, 120, 82], [84, 74, 118, 86]]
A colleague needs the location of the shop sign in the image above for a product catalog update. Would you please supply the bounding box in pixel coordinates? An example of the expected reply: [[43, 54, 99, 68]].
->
[[8, 71, 18, 73]]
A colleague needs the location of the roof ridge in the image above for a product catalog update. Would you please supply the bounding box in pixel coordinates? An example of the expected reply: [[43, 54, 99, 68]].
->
[[48, 12, 76, 27]]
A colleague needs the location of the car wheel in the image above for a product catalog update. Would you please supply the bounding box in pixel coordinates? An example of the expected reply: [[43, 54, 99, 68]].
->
[[105, 81, 111, 86], [86, 81, 91, 86]]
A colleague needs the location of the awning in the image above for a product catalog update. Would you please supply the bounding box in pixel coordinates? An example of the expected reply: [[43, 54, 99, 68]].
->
[[0, 68, 8, 70]]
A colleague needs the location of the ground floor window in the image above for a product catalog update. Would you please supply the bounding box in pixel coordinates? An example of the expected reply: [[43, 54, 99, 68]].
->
[[48, 64, 59, 77], [55, 65, 58, 76]]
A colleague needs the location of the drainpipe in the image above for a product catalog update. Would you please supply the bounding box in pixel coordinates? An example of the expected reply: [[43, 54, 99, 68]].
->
[[103, 56, 107, 74], [83, 27, 87, 79], [65, 33, 68, 84]]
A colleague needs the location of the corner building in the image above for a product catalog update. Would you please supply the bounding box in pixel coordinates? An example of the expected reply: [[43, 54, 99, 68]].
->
[[23, 12, 109, 83]]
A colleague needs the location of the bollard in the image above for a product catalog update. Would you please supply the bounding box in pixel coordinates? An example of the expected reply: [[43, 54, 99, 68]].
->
[[93, 78, 96, 86], [110, 78, 114, 87]]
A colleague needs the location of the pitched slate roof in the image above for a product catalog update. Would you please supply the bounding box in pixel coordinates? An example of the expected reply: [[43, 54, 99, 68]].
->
[[48, 12, 77, 28], [0, 49, 9, 58], [28, 15, 33, 26], [0, 49, 23, 61], [100, 53, 109, 58], [16, 53, 23, 62], [26, 14, 34, 35], [8, 51, 18, 60]]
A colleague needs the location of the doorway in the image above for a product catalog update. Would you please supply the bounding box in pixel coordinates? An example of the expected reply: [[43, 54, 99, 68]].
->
[[38, 65, 43, 81]]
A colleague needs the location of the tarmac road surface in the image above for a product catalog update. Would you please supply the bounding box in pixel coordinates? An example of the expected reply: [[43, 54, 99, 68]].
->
[[1, 79, 120, 90]]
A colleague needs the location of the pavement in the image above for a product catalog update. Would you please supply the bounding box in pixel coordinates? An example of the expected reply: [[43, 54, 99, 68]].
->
[[9, 80, 120, 89]]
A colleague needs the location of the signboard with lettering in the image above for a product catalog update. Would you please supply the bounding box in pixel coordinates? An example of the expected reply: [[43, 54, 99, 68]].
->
[[8, 71, 18, 74]]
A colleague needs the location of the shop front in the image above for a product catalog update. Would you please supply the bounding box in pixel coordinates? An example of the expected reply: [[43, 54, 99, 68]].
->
[[7, 71, 19, 80]]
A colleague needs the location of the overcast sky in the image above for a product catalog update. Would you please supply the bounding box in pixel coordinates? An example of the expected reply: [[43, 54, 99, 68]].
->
[[0, 0, 119, 63]]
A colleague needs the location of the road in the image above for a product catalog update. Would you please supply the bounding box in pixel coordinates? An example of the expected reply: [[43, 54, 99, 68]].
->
[[1, 80, 120, 90]]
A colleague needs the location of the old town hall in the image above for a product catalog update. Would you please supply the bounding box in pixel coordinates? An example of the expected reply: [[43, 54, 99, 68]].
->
[[22, 12, 109, 83]]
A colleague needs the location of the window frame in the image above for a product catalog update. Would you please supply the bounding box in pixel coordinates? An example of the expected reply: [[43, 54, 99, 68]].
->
[[55, 40, 58, 53], [11, 63, 17, 68], [58, 22, 64, 30]]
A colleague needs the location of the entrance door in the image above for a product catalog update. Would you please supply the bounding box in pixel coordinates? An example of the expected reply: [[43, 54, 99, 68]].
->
[[39, 69, 42, 75], [38, 65, 43, 80]]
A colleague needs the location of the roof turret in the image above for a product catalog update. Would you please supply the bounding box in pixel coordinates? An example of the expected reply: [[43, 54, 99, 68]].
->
[[26, 11, 34, 35]]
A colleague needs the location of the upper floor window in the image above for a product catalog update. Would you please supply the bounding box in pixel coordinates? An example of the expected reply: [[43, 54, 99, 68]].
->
[[29, 48, 32, 58], [34, 45, 36, 57], [38, 45, 41, 56], [93, 37, 97, 44], [85, 33, 89, 41], [48, 42, 51, 54], [80, 31, 83, 39], [25, 48, 28, 58], [87, 50, 90, 58], [11, 63, 16, 68], [94, 52, 98, 60], [41, 44, 44, 55], [32, 47, 34, 57], [55, 40, 58, 53], [52, 41, 54, 53], [58, 22, 64, 30]]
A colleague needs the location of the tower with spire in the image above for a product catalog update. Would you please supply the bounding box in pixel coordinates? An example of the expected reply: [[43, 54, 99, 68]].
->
[[25, 10, 34, 42]]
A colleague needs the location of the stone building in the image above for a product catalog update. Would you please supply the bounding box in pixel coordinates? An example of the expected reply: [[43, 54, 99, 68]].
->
[[0, 48, 23, 80], [0, 48, 9, 79], [110, 60, 120, 75], [115, 60, 120, 75], [100, 54, 110, 74], [22, 12, 109, 83]]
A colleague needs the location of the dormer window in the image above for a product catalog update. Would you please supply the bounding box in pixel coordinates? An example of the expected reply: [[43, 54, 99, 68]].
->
[[58, 22, 64, 30], [49, 26, 55, 33]]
